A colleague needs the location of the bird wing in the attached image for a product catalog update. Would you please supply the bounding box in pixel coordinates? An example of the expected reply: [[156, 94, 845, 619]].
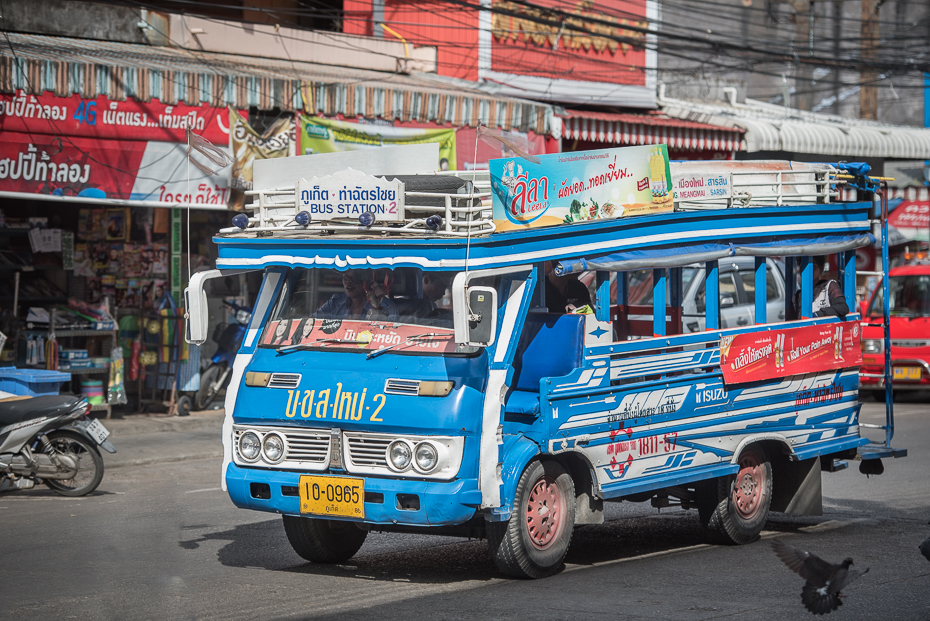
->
[[771, 539, 836, 587], [830, 566, 869, 594]]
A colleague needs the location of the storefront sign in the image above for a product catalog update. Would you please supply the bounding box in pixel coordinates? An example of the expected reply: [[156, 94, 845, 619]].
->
[[0, 131, 230, 205], [298, 116, 456, 170], [888, 200, 929, 229], [672, 172, 730, 201], [489, 144, 672, 232], [719, 321, 862, 385], [229, 108, 294, 209], [296, 168, 405, 221], [0, 90, 240, 144]]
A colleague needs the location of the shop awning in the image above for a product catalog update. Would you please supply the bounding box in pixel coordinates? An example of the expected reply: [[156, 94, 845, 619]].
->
[[657, 88, 930, 159], [0, 32, 552, 134], [556, 234, 875, 274], [559, 109, 744, 152]]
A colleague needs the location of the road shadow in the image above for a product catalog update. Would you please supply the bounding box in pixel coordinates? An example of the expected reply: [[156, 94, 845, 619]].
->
[[177, 508, 860, 587]]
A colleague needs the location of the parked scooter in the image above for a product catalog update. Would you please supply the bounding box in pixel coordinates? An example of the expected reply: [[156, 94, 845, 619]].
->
[[194, 300, 251, 410], [0, 394, 115, 496]]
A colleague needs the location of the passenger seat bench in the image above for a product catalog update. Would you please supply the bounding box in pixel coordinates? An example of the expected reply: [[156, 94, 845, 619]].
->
[[505, 313, 585, 416]]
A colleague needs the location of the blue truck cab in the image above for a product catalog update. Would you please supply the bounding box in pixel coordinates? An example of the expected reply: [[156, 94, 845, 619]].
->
[[185, 149, 904, 578]]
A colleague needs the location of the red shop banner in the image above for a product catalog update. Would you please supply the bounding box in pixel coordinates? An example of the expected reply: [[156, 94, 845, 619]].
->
[[0, 131, 230, 205], [0, 90, 243, 144], [720, 321, 862, 385]]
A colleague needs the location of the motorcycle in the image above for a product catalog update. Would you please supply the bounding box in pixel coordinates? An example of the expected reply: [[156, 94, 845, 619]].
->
[[0, 394, 116, 496], [194, 300, 251, 411]]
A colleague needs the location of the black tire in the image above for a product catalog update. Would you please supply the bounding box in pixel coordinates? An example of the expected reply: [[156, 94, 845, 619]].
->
[[487, 460, 575, 579], [282, 516, 368, 563], [196, 363, 225, 410], [176, 395, 192, 417], [694, 478, 719, 527], [706, 445, 772, 545], [43, 431, 104, 497]]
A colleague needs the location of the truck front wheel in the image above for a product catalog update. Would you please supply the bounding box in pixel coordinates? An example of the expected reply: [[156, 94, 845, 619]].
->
[[705, 445, 773, 545], [282, 516, 368, 563], [487, 460, 575, 579]]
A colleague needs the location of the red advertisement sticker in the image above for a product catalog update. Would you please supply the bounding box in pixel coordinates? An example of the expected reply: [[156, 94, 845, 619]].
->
[[261, 318, 459, 354], [719, 321, 862, 385]]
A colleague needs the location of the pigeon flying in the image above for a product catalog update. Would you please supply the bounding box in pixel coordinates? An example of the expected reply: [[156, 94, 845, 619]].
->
[[771, 539, 869, 615], [920, 536, 930, 563]]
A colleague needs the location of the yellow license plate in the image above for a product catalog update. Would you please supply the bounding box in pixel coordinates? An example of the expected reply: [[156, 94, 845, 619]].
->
[[298, 475, 365, 519], [893, 366, 922, 380]]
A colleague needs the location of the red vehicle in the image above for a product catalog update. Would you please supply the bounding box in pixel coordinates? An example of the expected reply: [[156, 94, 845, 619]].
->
[[859, 263, 930, 396]]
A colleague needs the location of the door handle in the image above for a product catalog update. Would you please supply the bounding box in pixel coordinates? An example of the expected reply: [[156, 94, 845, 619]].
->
[[778, 311, 785, 319], [737, 317, 749, 325]]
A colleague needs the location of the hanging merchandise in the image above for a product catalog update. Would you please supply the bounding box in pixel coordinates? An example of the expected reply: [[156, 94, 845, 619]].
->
[[129, 339, 141, 381], [36, 335, 45, 364], [107, 346, 127, 405], [44, 338, 59, 371]]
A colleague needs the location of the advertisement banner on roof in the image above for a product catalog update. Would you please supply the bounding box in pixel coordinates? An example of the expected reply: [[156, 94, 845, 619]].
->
[[0, 90, 242, 144], [489, 144, 672, 232], [229, 108, 294, 210], [297, 116, 457, 170], [0, 131, 230, 206], [719, 321, 862, 385]]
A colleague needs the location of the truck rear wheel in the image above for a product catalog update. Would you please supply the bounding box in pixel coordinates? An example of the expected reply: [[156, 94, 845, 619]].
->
[[487, 460, 575, 579], [282, 516, 367, 563], [705, 445, 772, 545]]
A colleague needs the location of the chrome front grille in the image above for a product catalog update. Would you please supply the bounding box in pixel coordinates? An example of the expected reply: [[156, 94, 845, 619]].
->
[[268, 373, 302, 389], [233, 425, 330, 470], [344, 434, 391, 468], [384, 378, 420, 396]]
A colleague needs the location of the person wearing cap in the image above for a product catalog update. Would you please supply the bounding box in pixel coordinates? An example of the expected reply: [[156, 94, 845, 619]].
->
[[314, 269, 398, 321], [545, 261, 591, 313]]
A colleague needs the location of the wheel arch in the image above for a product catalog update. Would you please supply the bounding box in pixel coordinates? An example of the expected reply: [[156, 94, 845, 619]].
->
[[552, 450, 604, 525]]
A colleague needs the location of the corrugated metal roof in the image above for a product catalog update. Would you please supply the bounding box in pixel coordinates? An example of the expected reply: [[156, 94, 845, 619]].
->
[[0, 32, 552, 133], [657, 88, 930, 159]]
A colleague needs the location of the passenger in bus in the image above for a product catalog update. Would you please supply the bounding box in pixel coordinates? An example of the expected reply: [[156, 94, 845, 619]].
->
[[314, 269, 399, 321], [396, 272, 452, 318], [788, 255, 848, 320], [545, 261, 592, 313]]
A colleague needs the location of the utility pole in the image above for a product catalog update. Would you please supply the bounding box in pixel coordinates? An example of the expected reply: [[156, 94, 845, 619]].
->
[[789, 0, 814, 110], [859, 0, 880, 120]]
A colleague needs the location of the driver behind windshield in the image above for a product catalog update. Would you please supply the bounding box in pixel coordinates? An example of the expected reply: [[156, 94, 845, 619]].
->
[[314, 268, 399, 321]]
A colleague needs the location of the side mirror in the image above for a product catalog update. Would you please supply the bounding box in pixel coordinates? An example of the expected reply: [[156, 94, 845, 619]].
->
[[185, 269, 222, 344], [453, 284, 498, 347], [721, 295, 735, 308]]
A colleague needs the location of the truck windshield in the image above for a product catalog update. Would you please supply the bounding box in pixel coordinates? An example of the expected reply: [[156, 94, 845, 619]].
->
[[260, 267, 489, 355], [868, 275, 930, 318]]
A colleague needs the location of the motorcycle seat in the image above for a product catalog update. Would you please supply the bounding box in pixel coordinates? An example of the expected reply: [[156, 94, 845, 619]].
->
[[0, 395, 81, 427]]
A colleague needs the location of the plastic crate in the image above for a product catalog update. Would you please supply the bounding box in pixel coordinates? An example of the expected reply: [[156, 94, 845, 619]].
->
[[0, 367, 72, 396]]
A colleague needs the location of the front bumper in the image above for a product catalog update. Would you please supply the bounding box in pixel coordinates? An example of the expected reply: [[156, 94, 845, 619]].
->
[[860, 359, 930, 390], [226, 463, 481, 526]]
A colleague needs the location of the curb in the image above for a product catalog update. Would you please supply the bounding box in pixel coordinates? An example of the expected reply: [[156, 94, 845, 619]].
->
[[107, 451, 224, 470], [97, 410, 225, 437]]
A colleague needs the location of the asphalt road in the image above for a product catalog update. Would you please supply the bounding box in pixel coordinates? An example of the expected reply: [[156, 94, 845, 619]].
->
[[1, 399, 928, 620]]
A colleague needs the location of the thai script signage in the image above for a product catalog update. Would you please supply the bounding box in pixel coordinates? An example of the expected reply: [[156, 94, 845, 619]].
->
[[719, 321, 862, 385], [490, 144, 672, 232], [672, 172, 731, 202], [297, 168, 405, 222], [491, 0, 646, 56], [887, 200, 929, 230], [0, 90, 239, 144], [0, 131, 230, 206]]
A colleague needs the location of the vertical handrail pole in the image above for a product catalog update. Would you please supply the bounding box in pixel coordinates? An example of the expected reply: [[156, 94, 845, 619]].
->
[[705, 261, 719, 331], [879, 181, 894, 446], [754, 256, 767, 323]]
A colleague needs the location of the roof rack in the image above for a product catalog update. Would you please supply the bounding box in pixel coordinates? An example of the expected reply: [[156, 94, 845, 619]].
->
[[217, 171, 496, 238], [670, 161, 842, 210]]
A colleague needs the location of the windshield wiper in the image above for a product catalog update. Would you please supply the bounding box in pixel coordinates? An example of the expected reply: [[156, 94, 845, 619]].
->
[[366, 333, 449, 360], [277, 338, 358, 354]]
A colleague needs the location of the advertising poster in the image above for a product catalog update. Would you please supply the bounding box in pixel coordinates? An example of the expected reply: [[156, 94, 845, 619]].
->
[[229, 108, 294, 210], [489, 144, 672, 232], [298, 116, 456, 170], [0, 131, 231, 206], [719, 321, 862, 385], [0, 90, 239, 144]]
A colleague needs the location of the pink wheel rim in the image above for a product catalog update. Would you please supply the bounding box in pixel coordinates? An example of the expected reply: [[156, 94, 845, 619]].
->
[[733, 451, 765, 520], [525, 475, 562, 550]]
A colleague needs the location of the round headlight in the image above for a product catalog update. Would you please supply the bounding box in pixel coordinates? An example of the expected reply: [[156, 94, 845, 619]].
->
[[414, 442, 439, 473], [238, 431, 261, 462], [387, 440, 413, 471], [262, 433, 286, 464]]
